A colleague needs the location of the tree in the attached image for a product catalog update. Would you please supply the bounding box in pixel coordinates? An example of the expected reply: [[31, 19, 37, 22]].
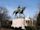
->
[[0, 7, 11, 27], [36, 11, 40, 30], [36, 12, 40, 26], [0, 7, 10, 21]]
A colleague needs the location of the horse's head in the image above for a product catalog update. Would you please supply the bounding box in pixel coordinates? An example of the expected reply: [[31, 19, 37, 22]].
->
[[19, 7, 26, 14]]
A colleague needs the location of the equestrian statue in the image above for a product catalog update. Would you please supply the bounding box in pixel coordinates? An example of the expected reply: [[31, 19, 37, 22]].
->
[[13, 6, 26, 18]]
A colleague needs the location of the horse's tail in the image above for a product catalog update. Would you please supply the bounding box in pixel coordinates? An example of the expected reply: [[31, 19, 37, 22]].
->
[[22, 7, 26, 11]]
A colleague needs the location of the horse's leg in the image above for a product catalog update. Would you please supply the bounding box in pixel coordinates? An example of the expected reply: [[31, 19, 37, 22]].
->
[[15, 14, 17, 18], [19, 13, 21, 18]]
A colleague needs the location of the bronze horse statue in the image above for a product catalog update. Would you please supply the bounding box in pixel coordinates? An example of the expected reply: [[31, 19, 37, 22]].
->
[[13, 6, 26, 16]]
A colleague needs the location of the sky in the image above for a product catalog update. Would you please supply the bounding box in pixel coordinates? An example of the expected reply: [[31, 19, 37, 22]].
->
[[0, 0, 39, 19]]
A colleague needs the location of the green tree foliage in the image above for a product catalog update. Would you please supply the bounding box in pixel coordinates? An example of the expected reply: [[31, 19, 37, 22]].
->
[[25, 26, 35, 30]]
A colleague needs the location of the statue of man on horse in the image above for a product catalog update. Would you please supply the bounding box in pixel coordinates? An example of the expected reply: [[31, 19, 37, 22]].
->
[[13, 6, 26, 18]]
